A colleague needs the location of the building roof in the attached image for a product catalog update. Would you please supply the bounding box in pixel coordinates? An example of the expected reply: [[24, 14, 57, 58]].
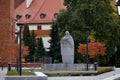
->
[[14, 0, 65, 24]]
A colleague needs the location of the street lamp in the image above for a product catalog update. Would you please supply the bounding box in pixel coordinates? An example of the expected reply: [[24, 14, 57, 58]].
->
[[116, 0, 120, 15], [15, 23, 23, 76], [115, 0, 120, 67], [84, 26, 89, 71]]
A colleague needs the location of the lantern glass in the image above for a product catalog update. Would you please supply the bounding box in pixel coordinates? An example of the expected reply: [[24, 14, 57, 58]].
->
[[116, 0, 118, 3], [117, 6, 120, 16]]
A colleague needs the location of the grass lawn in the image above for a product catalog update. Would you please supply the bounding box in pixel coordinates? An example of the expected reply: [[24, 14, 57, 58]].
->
[[39, 67, 113, 76], [7, 70, 34, 76], [97, 67, 113, 74], [7, 67, 113, 76], [38, 67, 112, 72]]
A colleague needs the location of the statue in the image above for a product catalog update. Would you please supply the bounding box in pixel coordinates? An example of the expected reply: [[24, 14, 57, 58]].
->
[[61, 31, 74, 64]]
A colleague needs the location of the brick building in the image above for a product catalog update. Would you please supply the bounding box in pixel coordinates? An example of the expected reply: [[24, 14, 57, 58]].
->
[[14, 0, 65, 51], [0, 0, 15, 65], [0, 0, 25, 66], [0, 0, 65, 66]]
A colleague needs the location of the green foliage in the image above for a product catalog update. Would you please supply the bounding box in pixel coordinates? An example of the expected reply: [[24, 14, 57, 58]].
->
[[23, 24, 36, 61], [35, 38, 46, 58], [48, 22, 62, 63], [23, 24, 31, 46], [28, 30, 36, 61], [97, 67, 113, 74], [74, 52, 85, 63], [58, 0, 120, 65]]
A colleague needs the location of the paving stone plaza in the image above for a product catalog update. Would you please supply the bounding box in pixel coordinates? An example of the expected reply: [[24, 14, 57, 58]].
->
[[1, 67, 120, 80]]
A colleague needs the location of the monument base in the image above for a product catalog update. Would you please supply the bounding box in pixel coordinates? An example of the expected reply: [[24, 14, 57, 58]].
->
[[41, 64, 93, 69], [61, 55, 74, 64]]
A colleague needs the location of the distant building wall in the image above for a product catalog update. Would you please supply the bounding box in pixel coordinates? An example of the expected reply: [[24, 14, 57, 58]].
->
[[16, 24, 51, 51], [0, 0, 14, 47], [28, 24, 51, 51]]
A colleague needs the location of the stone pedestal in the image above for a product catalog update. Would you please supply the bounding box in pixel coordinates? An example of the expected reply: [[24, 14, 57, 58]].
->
[[41, 64, 93, 69], [61, 55, 74, 64]]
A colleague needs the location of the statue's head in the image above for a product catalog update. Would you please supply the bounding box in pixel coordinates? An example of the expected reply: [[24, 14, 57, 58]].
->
[[65, 31, 70, 36]]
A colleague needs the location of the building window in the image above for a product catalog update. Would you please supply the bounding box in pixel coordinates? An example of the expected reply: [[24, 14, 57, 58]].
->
[[37, 26, 41, 30], [16, 15, 22, 20], [25, 14, 31, 19], [40, 13, 46, 19], [54, 13, 58, 19]]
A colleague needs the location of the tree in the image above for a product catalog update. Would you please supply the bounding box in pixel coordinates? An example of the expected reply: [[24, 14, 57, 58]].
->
[[57, 0, 120, 64], [23, 24, 31, 46], [78, 38, 106, 58], [27, 30, 36, 61], [23, 24, 36, 61], [35, 38, 46, 58], [48, 22, 62, 63], [0, 43, 29, 65]]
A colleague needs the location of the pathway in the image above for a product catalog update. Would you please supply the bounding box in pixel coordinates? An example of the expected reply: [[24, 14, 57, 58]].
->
[[96, 68, 120, 80], [0, 67, 7, 80], [48, 68, 120, 80]]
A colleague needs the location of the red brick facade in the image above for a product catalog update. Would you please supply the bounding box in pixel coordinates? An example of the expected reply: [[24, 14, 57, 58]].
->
[[0, 0, 15, 65]]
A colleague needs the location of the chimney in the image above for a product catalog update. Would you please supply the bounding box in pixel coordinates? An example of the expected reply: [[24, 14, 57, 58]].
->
[[26, 0, 33, 8]]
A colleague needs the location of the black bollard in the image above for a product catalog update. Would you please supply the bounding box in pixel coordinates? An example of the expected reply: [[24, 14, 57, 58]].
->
[[16, 58, 19, 71], [1, 66, 3, 70], [94, 62, 98, 71], [8, 63, 11, 71]]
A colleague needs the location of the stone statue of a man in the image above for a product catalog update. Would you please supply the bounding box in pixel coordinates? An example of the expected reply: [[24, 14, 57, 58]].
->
[[61, 31, 74, 64]]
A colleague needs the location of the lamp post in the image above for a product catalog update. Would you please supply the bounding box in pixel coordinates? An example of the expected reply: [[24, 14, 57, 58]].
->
[[115, 0, 120, 67], [115, 46, 117, 67], [84, 26, 89, 71], [15, 23, 23, 76]]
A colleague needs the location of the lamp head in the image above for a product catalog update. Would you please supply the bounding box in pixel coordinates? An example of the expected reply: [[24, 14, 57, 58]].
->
[[116, 0, 120, 16]]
